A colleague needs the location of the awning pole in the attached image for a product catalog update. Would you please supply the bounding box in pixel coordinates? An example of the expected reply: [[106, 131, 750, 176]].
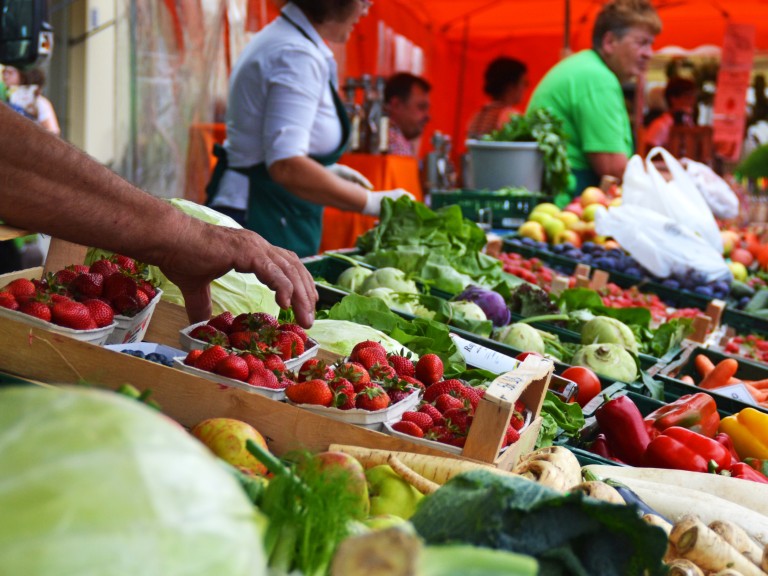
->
[[452, 16, 470, 154]]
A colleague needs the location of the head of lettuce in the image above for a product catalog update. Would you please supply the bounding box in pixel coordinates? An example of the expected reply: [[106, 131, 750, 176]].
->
[[0, 386, 267, 575]]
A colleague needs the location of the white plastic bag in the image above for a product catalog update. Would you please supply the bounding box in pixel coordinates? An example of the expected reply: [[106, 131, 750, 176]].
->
[[594, 205, 731, 282], [621, 147, 723, 253], [681, 158, 739, 219]]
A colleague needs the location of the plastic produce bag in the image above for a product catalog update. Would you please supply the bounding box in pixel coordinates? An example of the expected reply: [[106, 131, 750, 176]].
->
[[621, 147, 723, 253], [86, 199, 279, 317], [595, 204, 731, 282], [681, 158, 739, 219]]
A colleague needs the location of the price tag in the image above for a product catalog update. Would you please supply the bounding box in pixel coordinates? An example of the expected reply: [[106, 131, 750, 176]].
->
[[712, 383, 758, 406], [449, 333, 519, 373], [486, 372, 527, 402]]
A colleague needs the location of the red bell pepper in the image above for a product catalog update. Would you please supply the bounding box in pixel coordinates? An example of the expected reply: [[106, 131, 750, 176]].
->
[[729, 462, 768, 484], [595, 395, 651, 467], [644, 426, 733, 473], [744, 457, 768, 477], [715, 432, 740, 466], [643, 393, 720, 438]]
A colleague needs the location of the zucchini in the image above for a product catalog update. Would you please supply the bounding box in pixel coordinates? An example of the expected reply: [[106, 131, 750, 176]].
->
[[745, 288, 768, 313], [730, 279, 756, 299]]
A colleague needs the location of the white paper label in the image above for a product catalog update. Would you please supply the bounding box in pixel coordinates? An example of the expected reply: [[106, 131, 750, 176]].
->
[[450, 333, 519, 373], [712, 383, 758, 406]]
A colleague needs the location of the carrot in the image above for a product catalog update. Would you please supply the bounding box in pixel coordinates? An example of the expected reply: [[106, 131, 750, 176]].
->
[[694, 354, 717, 378], [744, 378, 768, 390], [699, 359, 740, 390], [680, 375, 696, 385], [743, 382, 768, 403]]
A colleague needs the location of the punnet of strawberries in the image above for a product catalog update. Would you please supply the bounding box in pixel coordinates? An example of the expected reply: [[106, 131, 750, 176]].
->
[[187, 310, 313, 361], [0, 255, 159, 331]]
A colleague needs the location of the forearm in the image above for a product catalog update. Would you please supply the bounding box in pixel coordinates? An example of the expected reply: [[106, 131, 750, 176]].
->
[[0, 106, 193, 265], [268, 156, 368, 212], [586, 152, 628, 180]]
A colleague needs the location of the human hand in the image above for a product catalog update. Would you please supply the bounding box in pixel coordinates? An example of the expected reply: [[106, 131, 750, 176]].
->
[[157, 222, 318, 328], [361, 189, 415, 216], [327, 163, 374, 189]]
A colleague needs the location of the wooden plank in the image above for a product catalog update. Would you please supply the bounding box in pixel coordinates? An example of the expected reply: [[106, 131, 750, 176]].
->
[[550, 276, 570, 296], [0, 267, 43, 286], [0, 224, 31, 241], [690, 314, 712, 344], [42, 238, 88, 275], [589, 269, 610, 291], [0, 313, 467, 460], [575, 275, 590, 288], [574, 263, 591, 278], [706, 299, 726, 331]]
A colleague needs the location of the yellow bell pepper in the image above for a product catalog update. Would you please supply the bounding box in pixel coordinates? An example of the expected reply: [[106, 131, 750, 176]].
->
[[719, 408, 768, 460]]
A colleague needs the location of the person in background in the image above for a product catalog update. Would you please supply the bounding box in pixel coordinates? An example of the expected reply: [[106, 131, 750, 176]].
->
[[0, 100, 317, 328], [644, 77, 697, 148], [467, 57, 528, 138], [527, 0, 661, 199], [384, 72, 432, 157], [206, 0, 412, 256], [2, 66, 60, 135], [643, 84, 667, 127]]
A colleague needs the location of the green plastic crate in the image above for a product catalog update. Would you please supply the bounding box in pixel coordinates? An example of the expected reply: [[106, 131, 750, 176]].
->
[[430, 189, 549, 229]]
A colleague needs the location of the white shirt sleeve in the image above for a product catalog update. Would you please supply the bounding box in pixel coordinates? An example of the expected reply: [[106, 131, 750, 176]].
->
[[263, 47, 326, 167]]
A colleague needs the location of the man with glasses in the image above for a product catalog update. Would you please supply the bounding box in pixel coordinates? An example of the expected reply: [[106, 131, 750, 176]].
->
[[527, 0, 662, 201]]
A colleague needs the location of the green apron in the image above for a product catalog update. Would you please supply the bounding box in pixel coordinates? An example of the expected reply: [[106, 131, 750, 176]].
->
[[207, 13, 350, 258]]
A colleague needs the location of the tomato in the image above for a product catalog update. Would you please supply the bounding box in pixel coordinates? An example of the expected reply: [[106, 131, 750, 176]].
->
[[561, 366, 602, 407], [516, 351, 543, 362]]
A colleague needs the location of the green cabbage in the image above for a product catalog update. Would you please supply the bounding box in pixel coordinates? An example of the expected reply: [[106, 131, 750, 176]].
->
[[0, 386, 266, 575], [306, 319, 416, 358], [87, 198, 280, 317]]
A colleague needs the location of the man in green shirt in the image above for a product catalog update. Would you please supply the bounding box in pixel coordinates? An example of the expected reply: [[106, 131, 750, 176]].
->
[[528, 0, 661, 201]]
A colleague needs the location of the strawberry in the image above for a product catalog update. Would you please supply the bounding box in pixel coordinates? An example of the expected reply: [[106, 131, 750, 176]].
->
[[334, 362, 370, 390], [298, 359, 334, 382], [445, 435, 467, 448], [70, 273, 104, 299], [247, 365, 281, 389], [278, 323, 308, 344], [137, 279, 157, 300], [391, 420, 424, 438], [368, 362, 397, 382], [350, 340, 387, 362], [53, 268, 78, 287], [425, 425, 453, 443], [207, 311, 235, 334], [388, 353, 415, 378], [285, 379, 333, 406], [228, 330, 260, 350], [434, 393, 464, 413], [215, 355, 249, 381], [0, 292, 19, 311], [83, 299, 115, 327], [89, 259, 120, 278], [458, 385, 484, 409], [50, 300, 95, 330], [19, 300, 52, 322], [399, 375, 425, 390], [189, 325, 229, 346], [418, 404, 444, 426], [102, 272, 137, 302], [262, 354, 286, 373], [415, 354, 444, 386], [239, 353, 264, 374], [514, 400, 526, 413], [510, 412, 526, 431], [184, 349, 203, 365], [330, 378, 356, 410], [503, 425, 521, 447], [443, 407, 473, 434], [355, 385, 391, 411], [273, 331, 304, 360], [389, 389, 414, 404], [231, 312, 278, 332], [69, 264, 91, 275], [134, 290, 150, 310], [401, 411, 433, 432], [194, 345, 230, 372], [423, 379, 465, 403], [4, 278, 36, 302], [114, 254, 138, 273], [356, 347, 388, 370]]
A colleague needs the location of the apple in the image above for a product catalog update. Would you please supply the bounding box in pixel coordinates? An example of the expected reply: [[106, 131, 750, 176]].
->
[[518, 221, 546, 243], [581, 203, 605, 223], [555, 211, 580, 228], [731, 247, 754, 267], [191, 417, 270, 476], [720, 230, 740, 256], [728, 261, 748, 282], [530, 202, 560, 217], [564, 201, 584, 217], [366, 464, 424, 519], [554, 229, 583, 248], [542, 216, 566, 241], [580, 186, 607, 207], [314, 451, 370, 519], [609, 197, 622, 207], [528, 211, 552, 225]]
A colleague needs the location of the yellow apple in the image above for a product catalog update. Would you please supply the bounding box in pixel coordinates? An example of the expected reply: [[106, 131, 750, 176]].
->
[[728, 261, 748, 282], [582, 203, 604, 222], [720, 230, 740, 257], [580, 186, 607, 207], [191, 417, 270, 476], [530, 202, 560, 217], [555, 211, 580, 228], [543, 217, 566, 241], [609, 197, 622, 207], [528, 211, 553, 225], [554, 229, 582, 247], [518, 221, 546, 242]]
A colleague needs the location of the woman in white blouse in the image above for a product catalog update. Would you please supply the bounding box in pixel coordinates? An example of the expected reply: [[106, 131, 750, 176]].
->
[[205, 0, 412, 257], [2, 66, 60, 135]]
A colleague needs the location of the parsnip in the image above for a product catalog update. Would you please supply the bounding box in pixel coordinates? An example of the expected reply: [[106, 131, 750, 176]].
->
[[643, 513, 675, 563], [583, 465, 768, 517], [666, 559, 705, 576], [517, 446, 582, 487], [669, 515, 765, 576], [590, 475, 768, 545], [329, 444, 519, 485], [387, 455, 440, 495], [569, 481, 625, 504], [514, 459, 570, 492], [711, 570, 746, 576], [709, 520, 764, 567], [762, 543, 768, 573]]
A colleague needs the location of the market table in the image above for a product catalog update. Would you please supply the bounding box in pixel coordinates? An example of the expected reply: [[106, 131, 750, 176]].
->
[[319, 153, 423, 253]]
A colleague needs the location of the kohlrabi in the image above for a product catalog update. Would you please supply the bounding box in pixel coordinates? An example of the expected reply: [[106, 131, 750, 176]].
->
[[337, 266, 373, 293], [581, 316, 638, 353], [494, 323, 545, 355], [448, 300, 487, 322], [360, 267, 419, 295], [455, 285, 511, 327], [571, 343, 638, 383]]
